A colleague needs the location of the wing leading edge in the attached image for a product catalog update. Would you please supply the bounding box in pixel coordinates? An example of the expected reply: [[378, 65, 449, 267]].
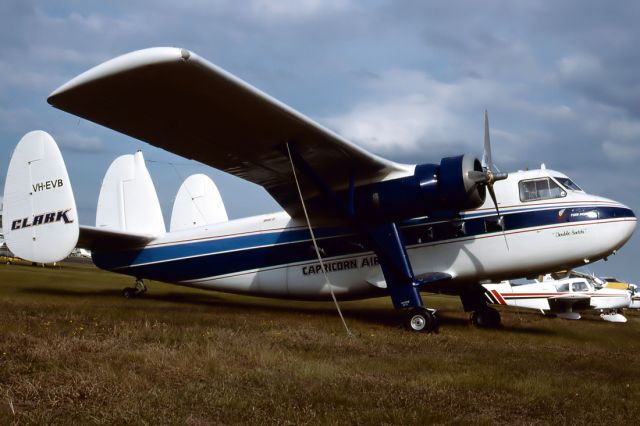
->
[[48, 47, 412, 218]]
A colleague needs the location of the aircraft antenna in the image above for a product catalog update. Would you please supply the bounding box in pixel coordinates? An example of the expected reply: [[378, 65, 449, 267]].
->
[[285, 142, 353, 337]]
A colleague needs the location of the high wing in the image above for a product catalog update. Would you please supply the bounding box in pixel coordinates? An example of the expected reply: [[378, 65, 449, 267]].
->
[[47, 47, 412, 218]]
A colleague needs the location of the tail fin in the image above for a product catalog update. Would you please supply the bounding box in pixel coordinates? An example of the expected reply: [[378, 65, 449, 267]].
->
[[96, 151, 165, 235], [170, 174, 228, 232], [2, 131, 79, 262]]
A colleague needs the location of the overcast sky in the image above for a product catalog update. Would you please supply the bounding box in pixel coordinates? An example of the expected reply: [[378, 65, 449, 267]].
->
[[0, 0, 638, 280]]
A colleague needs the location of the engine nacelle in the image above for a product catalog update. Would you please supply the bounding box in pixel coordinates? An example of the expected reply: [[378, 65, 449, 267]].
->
[[353, 154, 486, 222]]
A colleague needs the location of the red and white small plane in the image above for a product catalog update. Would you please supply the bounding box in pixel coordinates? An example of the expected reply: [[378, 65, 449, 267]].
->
[[483, 275, 633, 322], [2, 47, 637, 332]]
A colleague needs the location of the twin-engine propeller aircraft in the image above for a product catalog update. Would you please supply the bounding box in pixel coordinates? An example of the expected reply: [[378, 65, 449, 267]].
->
[[2, 47, 636, 332]]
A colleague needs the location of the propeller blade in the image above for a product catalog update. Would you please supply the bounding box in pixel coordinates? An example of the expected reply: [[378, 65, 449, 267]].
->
[[467, 170, 488, 184], [488, 184, 500, 217], [488, 184, 510, 251], [481, 110, 509, 251], [492, 172, 508, 182], [482, 110, 492, 170]]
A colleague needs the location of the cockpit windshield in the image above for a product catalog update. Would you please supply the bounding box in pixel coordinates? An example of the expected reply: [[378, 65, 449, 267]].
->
[[519, 178, 565, 202], [555, 177, 583, 192]]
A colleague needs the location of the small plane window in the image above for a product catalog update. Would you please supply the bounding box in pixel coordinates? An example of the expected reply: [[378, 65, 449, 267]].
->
[[556, 283, 570, 292], [555, 177, 583, 192], [571, 281, 589, 292], [519, 178, 566, 202]]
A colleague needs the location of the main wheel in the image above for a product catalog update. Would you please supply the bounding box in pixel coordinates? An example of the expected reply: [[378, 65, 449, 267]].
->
[[122, 287, 137, 299], [471, 307, 501, 328], [405, 308, 439, 333]]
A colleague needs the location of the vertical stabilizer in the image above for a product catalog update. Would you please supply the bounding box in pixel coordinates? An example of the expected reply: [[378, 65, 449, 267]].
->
[[170, 174, 228, 232], [96, 151, 165, 235], [2, 131, 79, 262]]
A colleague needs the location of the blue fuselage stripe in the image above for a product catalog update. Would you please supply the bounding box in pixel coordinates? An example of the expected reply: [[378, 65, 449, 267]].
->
[[92, 205, 635, 282]]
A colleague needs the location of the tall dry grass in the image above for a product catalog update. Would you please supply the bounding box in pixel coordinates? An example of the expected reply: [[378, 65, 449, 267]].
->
[[1, 263, 639, 424]]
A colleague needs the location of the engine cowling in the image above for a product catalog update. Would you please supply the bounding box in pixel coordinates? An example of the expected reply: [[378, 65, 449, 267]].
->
[[437, 154, 486, 210], [353, 154, 486, 222]]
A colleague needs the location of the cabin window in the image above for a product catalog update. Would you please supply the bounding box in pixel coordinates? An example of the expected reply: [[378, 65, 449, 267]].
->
[[450, 221, 466, 237], [556, 283, 570, 292], [555, 177, 583, 192], [571, 281, 589, 292], [518, 178, 566, 202], [424, 226, 434, 241], [484, 215, 505, 233]]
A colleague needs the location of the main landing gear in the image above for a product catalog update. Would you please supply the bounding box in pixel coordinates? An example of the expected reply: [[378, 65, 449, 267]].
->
[[122, 279, 147, 299], [461, 286, 502, 328], [404, 308, 440, 333], [284, 145, 449, 334], [470, 307, 501, 328]]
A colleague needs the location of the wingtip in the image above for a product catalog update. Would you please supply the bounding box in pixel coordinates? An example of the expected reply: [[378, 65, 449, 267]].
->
[[47, 47, 189, 107]]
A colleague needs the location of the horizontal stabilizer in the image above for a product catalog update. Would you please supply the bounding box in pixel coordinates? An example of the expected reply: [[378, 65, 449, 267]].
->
[[96, 151, 165, 236], [78, 225, 155, 251], [2, 131, 79, 263], [170, 174, 228, 232]]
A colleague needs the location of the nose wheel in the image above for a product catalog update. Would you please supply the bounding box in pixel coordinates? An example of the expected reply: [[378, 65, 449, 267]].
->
[[122, 279, 147, 299], [404, 308, 440, 333]]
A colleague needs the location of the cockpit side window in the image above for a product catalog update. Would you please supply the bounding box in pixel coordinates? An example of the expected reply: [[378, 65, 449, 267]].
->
[[556, 283, 570, 292], [519, 178, 566, 202], [571, 281, 589, 292], [555, 177, 583, 192]]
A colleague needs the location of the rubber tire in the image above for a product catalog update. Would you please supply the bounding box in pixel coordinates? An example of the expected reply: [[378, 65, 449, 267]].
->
[[122, 288, 137, 299], [471, 307, 501, 328], [405, 308, 439, 333]]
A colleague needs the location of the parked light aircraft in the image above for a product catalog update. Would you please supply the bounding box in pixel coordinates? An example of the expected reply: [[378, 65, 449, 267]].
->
[[2, 48, 637, 332], [599, 276, 640, 310], [483, 276, 632, 323]]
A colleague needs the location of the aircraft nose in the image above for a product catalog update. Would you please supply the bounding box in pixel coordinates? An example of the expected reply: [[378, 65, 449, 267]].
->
[[610, 202, 636, 250]]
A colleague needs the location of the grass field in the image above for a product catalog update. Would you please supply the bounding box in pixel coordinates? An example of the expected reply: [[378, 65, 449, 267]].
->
[[1, 262, 640, 425]]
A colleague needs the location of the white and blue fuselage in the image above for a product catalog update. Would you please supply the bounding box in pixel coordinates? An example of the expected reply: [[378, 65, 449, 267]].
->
[[91, 168, 636, 301]]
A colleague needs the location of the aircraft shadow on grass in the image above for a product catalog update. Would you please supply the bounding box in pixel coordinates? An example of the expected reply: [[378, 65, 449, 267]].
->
[[20, 286, 554, 334]]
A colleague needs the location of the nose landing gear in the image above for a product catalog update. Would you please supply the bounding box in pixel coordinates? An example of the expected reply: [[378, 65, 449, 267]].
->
[[122, 279, 147, 299]]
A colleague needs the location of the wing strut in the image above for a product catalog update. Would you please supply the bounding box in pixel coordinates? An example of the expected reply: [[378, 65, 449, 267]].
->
[[285, 142, 352, 336], [284, 143, 451, 332]]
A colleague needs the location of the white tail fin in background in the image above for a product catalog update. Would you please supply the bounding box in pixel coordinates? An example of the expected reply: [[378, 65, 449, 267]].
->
[[96, 151, 165, 235], [2, 131, 79, 262], [170, 174, 228, 232]]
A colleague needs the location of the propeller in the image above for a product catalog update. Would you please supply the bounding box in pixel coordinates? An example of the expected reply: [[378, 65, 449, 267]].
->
[[468, 111, 509, 248], [468, 111, 508, 209]]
